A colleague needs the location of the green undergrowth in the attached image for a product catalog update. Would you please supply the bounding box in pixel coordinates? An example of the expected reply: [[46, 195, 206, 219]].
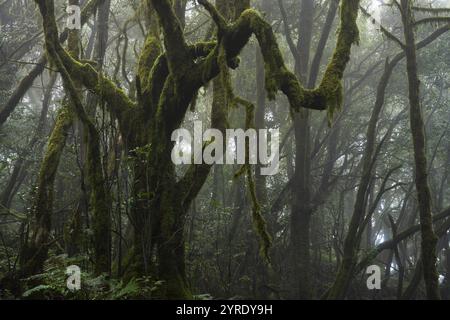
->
[[16, 254, 165, 300]]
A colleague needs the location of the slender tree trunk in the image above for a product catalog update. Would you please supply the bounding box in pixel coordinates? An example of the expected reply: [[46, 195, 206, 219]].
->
[[400, 0, 440, 300], [290, 0, 314, 300], [19, 107, 73, 276]]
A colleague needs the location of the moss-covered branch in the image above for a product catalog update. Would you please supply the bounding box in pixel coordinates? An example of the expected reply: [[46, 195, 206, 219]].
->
[[148, 0, 191, 74], [58, 51, 136, 130], [194, 0, 361, 120], [236, 97, 272, 263], [198, 0, 228, 34], [137, 35, 162, 111]]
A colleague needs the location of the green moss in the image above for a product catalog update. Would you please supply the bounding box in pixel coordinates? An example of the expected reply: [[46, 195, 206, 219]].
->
[[138, 36, 162, 99], [210, 2, 361, 119], [233, 97, 272, 264]]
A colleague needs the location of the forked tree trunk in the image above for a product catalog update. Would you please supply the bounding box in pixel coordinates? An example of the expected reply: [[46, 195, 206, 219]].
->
[[290, 0, 314, 300]]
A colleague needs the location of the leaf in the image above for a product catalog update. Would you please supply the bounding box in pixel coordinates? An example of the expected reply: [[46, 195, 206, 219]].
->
[[22, 285, 52, 298], [113, 279, 139, 299]]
